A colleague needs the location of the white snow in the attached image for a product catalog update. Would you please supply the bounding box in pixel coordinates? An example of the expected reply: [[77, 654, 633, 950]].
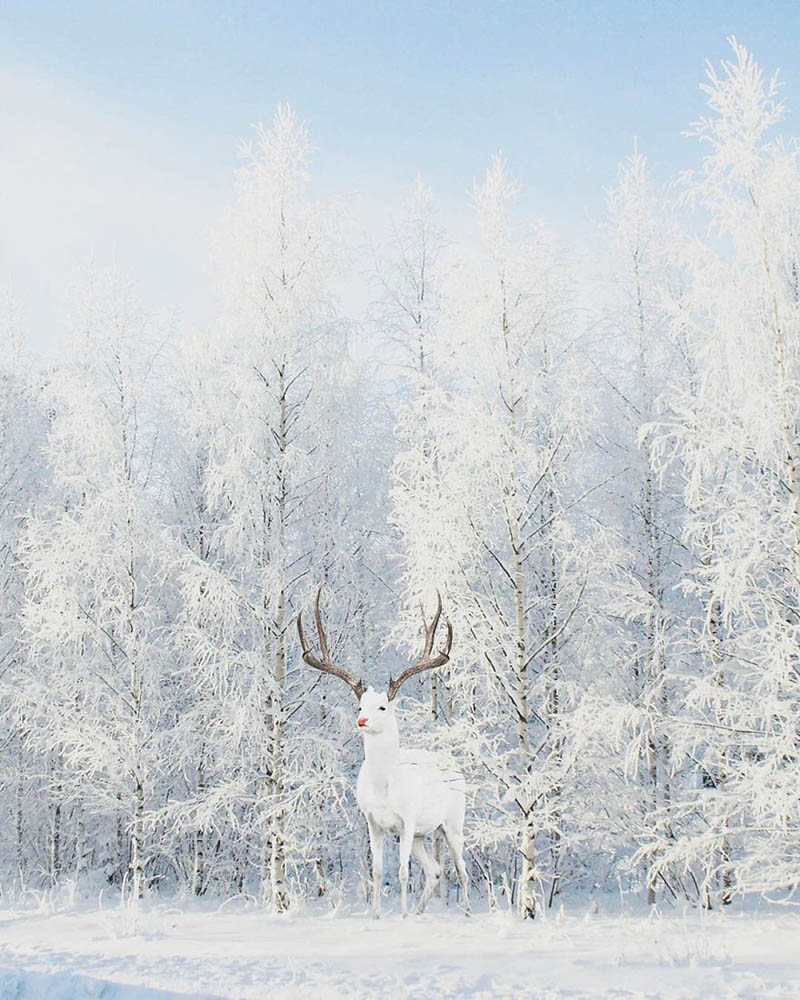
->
[[1, 900, 799, 999]]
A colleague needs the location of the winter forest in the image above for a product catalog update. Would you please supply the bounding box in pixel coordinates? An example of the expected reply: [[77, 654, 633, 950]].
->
[[2, 34, 800, 952]]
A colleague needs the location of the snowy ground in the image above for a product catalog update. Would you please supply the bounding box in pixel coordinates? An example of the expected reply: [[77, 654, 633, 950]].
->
[[0, 897, 799, 999]]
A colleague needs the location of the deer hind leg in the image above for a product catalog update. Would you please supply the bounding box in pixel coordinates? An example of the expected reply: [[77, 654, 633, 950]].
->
[[443, 823, 471, 915], [366, 816, 384, 920], [411, 835, 441, 914], [398, 826, 414, 917]]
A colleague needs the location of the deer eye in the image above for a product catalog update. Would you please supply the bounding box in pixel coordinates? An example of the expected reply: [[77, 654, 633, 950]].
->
[[379, 706, 386, 711]]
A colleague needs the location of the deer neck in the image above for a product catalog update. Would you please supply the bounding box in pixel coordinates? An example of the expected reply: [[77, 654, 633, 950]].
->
[[361, 719, 400, 787]]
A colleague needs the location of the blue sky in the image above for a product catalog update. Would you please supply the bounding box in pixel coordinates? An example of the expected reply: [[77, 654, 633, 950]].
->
[[1, 1, 799, 345]]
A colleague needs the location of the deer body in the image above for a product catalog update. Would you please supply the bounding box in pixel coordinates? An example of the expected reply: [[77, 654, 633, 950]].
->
[[357, 747, 464, 836], [297, 591, 470, 918]]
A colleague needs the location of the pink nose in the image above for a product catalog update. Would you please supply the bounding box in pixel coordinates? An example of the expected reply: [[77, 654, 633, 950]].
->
[[357, 717, 367, 727]]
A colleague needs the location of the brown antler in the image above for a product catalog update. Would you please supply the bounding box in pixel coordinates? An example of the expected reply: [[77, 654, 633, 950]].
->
[[297, 588, 366, 699], [387, 591, 453, 701]]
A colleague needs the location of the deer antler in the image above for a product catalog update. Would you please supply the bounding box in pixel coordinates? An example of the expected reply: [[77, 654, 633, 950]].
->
[[387, 591, 453, 701], [297, 588, 366, 699]]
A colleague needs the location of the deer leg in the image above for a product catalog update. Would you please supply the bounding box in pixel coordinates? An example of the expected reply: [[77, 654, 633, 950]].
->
[[443, 824, 471, 915], [367, 816, 384, 920], [412, 836, 441, 914], [398, 825, 413, 917]]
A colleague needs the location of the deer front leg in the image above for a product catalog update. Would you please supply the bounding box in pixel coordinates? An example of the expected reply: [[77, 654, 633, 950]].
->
[[366, 816, 384, 920], [398, 825, 413, 917]]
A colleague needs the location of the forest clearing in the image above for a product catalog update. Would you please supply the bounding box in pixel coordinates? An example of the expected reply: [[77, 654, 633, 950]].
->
[[2, 899, 799, 998]]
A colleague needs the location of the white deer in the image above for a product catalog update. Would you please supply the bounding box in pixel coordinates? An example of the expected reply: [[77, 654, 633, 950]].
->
[[297, 590, 470, 918]]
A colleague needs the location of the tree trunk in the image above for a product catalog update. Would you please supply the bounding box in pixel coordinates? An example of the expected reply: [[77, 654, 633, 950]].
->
[[130, 777, 145, 899], [642, 451, 669, 905], [707, 588, 734, 906], [264, 361, 289, 913], [545, 480, 562, 907], [75, 803, 88, 880], [116, 793, 126, 885], [51, 796, 62, 885], [15, 736, 24, 884], [513, 515, 536, 919], [193, 759, 206, 896], [520, 818, 537, 920]]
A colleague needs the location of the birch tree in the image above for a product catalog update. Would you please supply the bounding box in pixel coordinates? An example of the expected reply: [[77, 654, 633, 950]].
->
[[649, 38, 800, 901], [20, 274, 176, 900], [391, 157, 598, 917], [378, 178, 454, 706], [177, 106, 384, 909], [0, 299, 48, 890], [594, 150, 696, 903]]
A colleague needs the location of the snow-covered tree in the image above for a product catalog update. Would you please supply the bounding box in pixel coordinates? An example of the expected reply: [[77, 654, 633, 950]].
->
[[0, 297, 49, 892], [20, 274, 177, 900], [390, 156, 601, 918], [588, 148, 699, 904], [175, 106, 388, 909], [648, 38, 800, 902]]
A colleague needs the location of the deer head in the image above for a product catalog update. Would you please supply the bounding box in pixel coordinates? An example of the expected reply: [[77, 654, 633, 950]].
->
[[296, 589, 453, 726]]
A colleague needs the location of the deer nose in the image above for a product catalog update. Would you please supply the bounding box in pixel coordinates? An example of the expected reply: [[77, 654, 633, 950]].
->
[[357, 716, 368, 727]]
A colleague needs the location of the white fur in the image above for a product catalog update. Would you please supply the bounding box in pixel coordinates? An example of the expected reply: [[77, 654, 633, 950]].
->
[[355, 687, 470, 918]]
